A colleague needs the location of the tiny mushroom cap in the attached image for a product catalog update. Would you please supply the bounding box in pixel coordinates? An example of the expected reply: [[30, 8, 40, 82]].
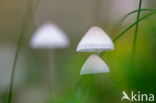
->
[[77, 26, 114, 52], [30, 22, 69, 49], [80, 54, 110, 75]]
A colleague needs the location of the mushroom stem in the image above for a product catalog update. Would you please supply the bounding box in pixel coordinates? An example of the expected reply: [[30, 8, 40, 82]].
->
[[47, 50, 57, 94]]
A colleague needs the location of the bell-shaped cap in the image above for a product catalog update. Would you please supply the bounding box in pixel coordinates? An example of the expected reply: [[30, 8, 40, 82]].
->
[[30, 22, 69, 48], [80, 54, 110, 75], [77, 26, 114, 52]]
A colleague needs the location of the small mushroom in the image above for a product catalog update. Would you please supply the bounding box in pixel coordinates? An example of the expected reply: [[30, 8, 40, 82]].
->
[[80, 54, 110, 75], [29, 22, 70, 92], [30, 22, 69, 49], [77, 26, 114, 52]]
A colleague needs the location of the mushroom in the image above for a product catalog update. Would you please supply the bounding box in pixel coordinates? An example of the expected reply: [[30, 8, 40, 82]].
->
[[30, 21, 70, 92], [80, 54, 109, 75], [77, 26, 114, 52], [30, 22, 69, 48], [76, 26, 114, 75]]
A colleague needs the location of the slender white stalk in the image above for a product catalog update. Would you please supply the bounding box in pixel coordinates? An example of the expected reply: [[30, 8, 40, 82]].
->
[[47, 50, 57, 94]]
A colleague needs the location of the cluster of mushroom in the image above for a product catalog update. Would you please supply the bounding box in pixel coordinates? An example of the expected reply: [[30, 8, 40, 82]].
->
[[30, 22, 114, 75], [76, 26, 114, 75]]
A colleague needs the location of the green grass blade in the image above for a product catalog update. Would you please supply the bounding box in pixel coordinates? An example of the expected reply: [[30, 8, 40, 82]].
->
[[7, 0, 40, 103], [113, 12, 156, 42], [131, 0, 142, 64], [112, 8, 156, 39], [123, 8, 156, 20]]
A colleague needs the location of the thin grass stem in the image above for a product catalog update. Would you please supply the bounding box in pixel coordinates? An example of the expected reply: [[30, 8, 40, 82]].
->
[[131, 0, 142, 64], [7, 37, 21, 103], [7, 0, 40, 103], [7, 13, 29, 103], [123, 8, 156, 20], [113, 12, 156, 42], [113, 8, 156, 42], [112, 8, 156, 39]]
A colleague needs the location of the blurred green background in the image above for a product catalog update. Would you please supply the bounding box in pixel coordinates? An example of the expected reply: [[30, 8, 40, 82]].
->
[[0, 0, 156, 103]]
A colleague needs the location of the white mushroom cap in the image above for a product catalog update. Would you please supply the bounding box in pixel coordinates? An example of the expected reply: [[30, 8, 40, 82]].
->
[[77, 26, 114, 52], [80, 54, 110, 75], [30, 22, 69, 49]]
